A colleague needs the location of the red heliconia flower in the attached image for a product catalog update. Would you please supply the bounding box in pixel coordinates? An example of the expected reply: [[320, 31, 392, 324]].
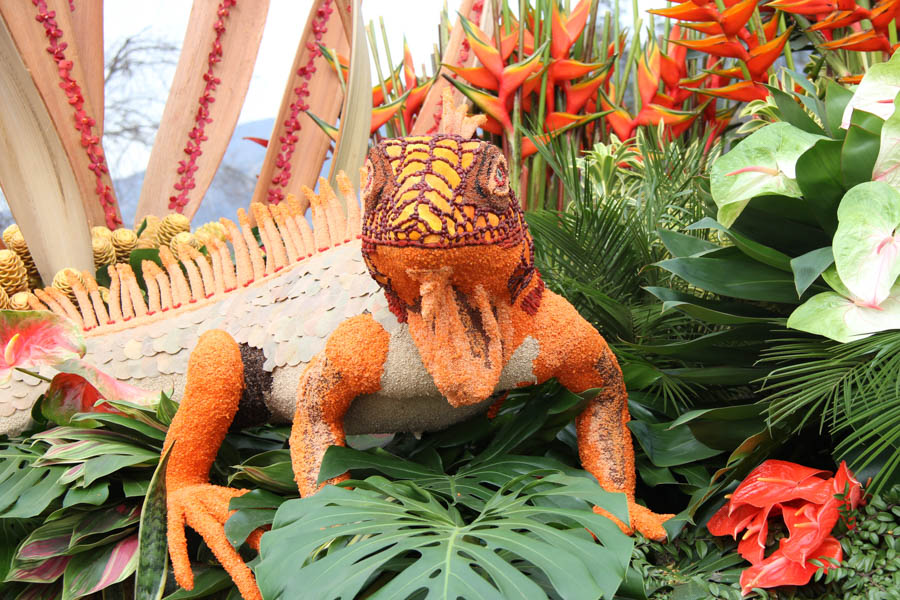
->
[[766, 0, 836, 17], [822, 29, 893, 53], [740, 536, 842, 595], [688, 80, 770, 102], [550, 0, 592, 59]]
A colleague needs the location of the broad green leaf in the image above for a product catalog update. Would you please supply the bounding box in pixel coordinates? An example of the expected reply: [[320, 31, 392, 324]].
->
[[765, 85, 825, 135], [14, 582, 63, 600], [790, 247, 834, 297], [134, 445, 170, 600], [787, 284, 900, 343], [710, 122, 824, 227], [687, 217, 792, 271], [872, 92, 900, 189], [13, 514, 80, 561], [225, 490, 284, 547], [257, 476, 631, 600], [69, 505, 140, 549], [161, 567, 232, 599], [655, 256, 800, 303], [824, 79, 853, 138], [842, 109, 884, 188], [656, 229, 720, 258], [0, 462, 67, 518], [61, 482, 109, 508], [795, 139, 844, 234], [833, 181, 900, 306], [0, 311, 85, 384], [128, 249, 162, 293], [61, 534, 138, 600], [643, 287, 778, 325], [155, 391, 178, 427], [229, 449, 298, 494], [841, 51, 900, 128], [627, 420, 723, 467]]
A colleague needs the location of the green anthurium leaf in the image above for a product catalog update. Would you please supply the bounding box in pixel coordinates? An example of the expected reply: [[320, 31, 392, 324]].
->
[[842, 109, 884, 188], [841, 51, 900, 128], [643, 287, 778, 325], [656, 229, 720, 258], [834, 181, 900, 306], [787, 282, 900, 342], [61, 534, 138, 600], [872, 92, 900, 189], [627, 420, 723, 467], [54, 359, 158, 409], [655, 256, 801, 303], [765, 85, 825, 135], [790, 247, 834, 297], [687, 217, 792, 271], [257, 475, 632, 600], [822, 264, 852, 297], [824, 79, 853, 138], [710, 122, 824, 227], [134, 444, 170, 600], [795, 139, 844, 235]]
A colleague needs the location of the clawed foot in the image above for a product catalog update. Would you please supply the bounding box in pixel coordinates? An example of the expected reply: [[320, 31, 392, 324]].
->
[[167, 484, 263, 600], [594, 501, 674, 541]]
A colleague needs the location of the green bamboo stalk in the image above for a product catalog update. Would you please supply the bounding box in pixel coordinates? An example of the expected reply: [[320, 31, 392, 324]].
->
[[631, 0, 640, 113], [530, 0, 553, 210], [510, 0, 527, 198], [367, 22, 396, 137], [380, 17, 407, 136], [779, 12, 795, 71]]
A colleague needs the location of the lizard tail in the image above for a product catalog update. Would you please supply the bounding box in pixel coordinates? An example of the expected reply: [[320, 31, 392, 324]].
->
[[29, 174, 363, 335]]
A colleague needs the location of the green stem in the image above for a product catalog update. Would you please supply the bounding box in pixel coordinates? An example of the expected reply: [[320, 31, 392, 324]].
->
[[367, 22, 396, 137], [794, 14, 850, 77], [379, 17, 407, 136], [631, 0, 640, 114], [780, 12, 795, 72], [15, 367, 51, 383]]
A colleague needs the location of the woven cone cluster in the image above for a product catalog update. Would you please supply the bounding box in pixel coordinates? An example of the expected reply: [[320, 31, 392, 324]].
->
[[91, 226, 113, 241], [2, 225, 40, 288], [195, 221, 226, 246], [0, 249, 29, 295], [52, 268, 83, 303], [111, 229, 138, 264], [9, 292, 30, 310], [0, 286, 10, 310], [170, 232, 202, 261], [92, 236, 117, 269], [137, 215, 162, 249], [157, 214, 190, 249]]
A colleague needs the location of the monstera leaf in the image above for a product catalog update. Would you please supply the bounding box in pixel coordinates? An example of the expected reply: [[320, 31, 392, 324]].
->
[[0, 310, 85, 383], [710, 123, 824, 228], [256, 475, 632, 600]]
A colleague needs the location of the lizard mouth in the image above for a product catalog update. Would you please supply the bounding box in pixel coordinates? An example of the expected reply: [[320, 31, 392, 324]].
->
[[405, 267, 511, 407]]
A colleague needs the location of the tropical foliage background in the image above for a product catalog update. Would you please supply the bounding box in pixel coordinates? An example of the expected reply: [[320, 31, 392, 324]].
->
[[3, 0, 900, 598]]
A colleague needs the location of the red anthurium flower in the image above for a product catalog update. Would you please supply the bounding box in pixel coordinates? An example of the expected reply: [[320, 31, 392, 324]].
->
[[729, 460, 833, 509], [740, 536, 842, 595], [708, 502, 759, 538], [737, 505, 775, 564], [833, 460, 864, 512], [781, 498, 840, 563], [41, 372, 121, 426], [0, 310, 85, 384]]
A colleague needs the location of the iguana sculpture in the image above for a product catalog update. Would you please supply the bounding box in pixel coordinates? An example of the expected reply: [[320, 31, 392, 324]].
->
[[0, 114, 672, 600]]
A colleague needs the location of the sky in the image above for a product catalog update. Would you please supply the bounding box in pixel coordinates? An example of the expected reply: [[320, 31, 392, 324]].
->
[[102, 0, 665, 177]]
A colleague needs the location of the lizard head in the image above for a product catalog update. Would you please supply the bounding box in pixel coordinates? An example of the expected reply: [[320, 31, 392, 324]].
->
[[360, 134, 542, 320], [360, 134, 544, 407]]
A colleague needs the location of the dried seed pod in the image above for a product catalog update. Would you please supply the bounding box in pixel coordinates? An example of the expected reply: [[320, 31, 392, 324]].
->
[[170, 232, 202, 261], [111, 228, 138, 263], [92, 236, 117, 269], [136, 215, 162, 249], [156, 213, 191, 249], [52, 268, 84, 303], [0, 249, 29, 294], [9, 291, 31, 310]]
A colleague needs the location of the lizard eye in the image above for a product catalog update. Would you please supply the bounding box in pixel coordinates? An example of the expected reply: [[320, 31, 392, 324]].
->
[[489, 160, 509, 197]]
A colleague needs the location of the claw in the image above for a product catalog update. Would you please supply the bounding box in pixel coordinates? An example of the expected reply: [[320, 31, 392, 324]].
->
[[593, 502, 674, 541]]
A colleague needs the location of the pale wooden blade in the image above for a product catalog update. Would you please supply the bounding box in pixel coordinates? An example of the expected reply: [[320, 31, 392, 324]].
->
[[250, 0, 350, 213], [327, 0, 371, 193], [135, 0, 270, 225], [67, 0, 104, 135], [0, 0, 121, 228], [411, 0, 495, 135], [0, 12, 94, 281]]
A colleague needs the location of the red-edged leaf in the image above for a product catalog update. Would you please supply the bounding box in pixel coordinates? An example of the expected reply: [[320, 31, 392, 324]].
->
[[740, 537, 842, 594], [459, 15, 504, 78], [443, 64, 499, 90], [0, 310, 85, 383], [821, 30, 892, 52], [671, 34, 751, 60], [747, 27, 794, 77], [781, 498, 840, 563], [15, 583, 62, 600], [708, 502, 759, 538], [62, 533, 139, 596], [730, 460, 833, 509], [719, 0, 759, 36], [8, 556, 71, 583]]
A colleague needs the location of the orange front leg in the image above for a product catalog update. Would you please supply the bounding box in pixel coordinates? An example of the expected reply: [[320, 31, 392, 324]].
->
[[290, 314, 390, 496], [163, 330, 261, 600], [553, 317, 673, 541]]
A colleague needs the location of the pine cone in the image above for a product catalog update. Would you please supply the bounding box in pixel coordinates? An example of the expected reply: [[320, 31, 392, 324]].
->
[[0, 249, 29, 294], [0, 286, 10, 310], [91, 225, 113, 241], [136, 215, 162, 249], [92, 236, 117, 269], [2, 225, 40, 287], [157, 214, 190, 249], [111, 228, 138, 264], [52, 268, 83, 303], [194, 221, 226, 246], [170, 232, 202, 261], [9, 292, 30, 310]]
